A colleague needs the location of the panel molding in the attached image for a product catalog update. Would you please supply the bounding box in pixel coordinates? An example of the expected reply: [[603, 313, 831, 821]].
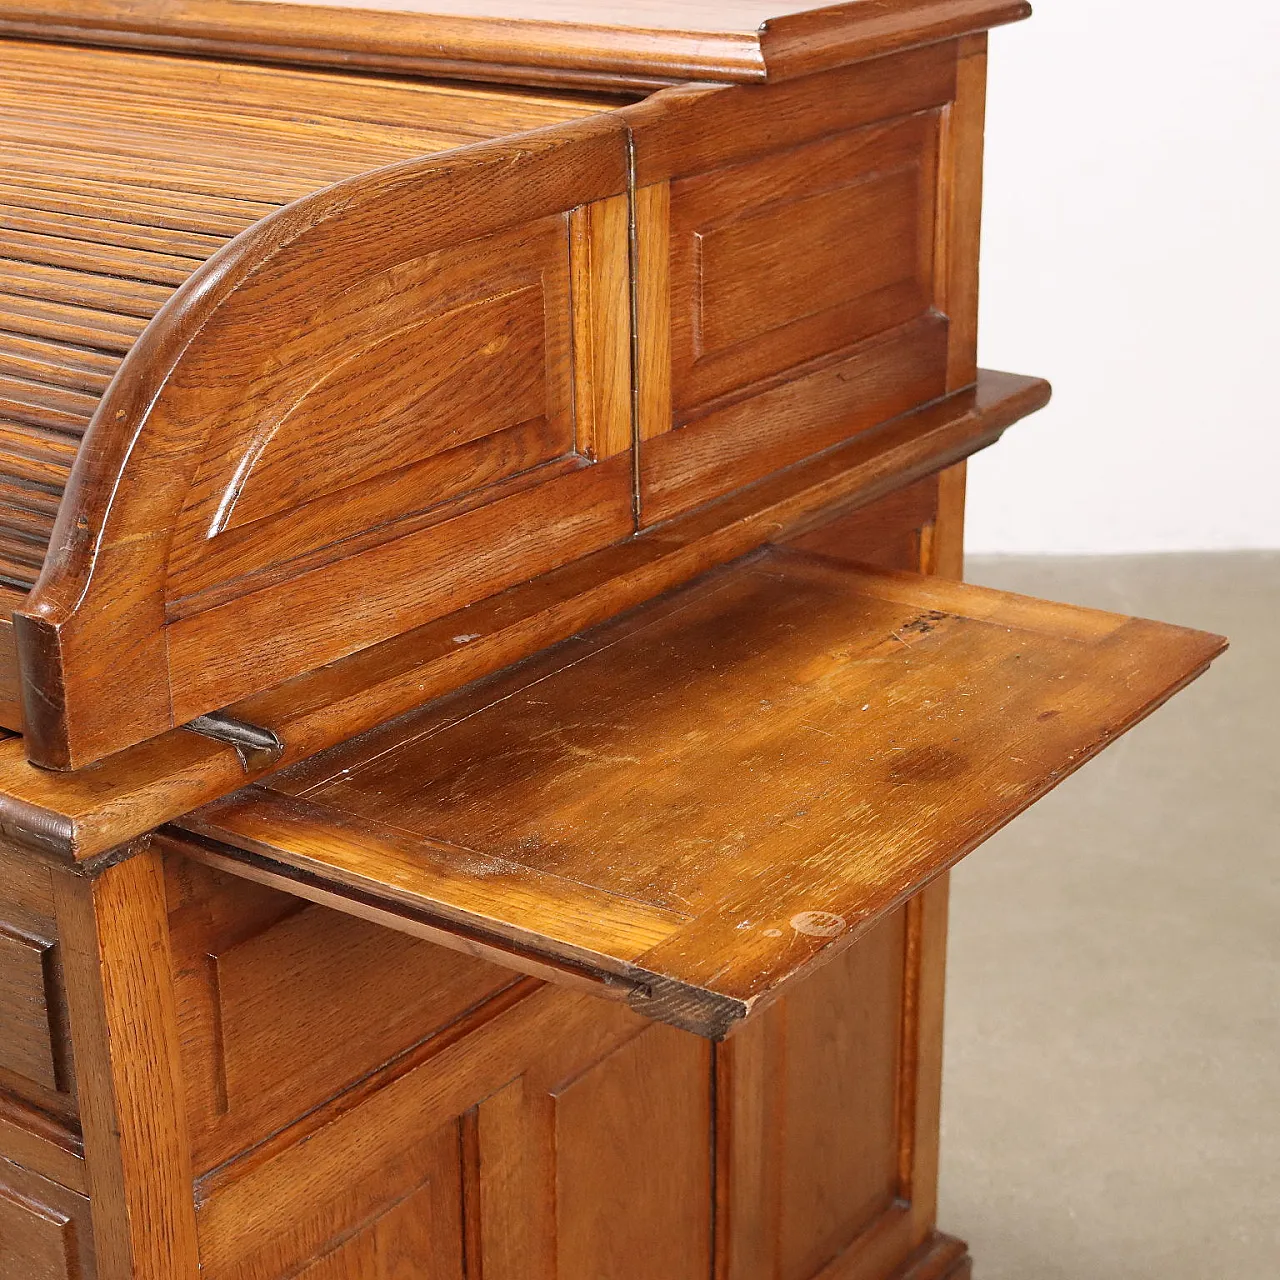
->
[[0, 919, 61, 1091], [0, 1153, 96, 1280]]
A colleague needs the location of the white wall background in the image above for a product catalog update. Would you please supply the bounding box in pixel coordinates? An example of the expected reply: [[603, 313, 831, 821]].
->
[[966, 0, 1280, 554]]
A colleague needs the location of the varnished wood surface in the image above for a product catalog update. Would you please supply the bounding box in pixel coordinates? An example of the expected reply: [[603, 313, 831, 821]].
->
[[0, 33, 1013, 772], [628, 43, 958, 527], [0, 38, 608, 597], [0, 839, 75, 1122], [53, 850, 201, 1280], [12, 90, 631, 769], [0, 0, 1033, 90], [177, 550, 1225, 1037], [163, 851, 517, 1174], [0, 1151, 96, 1279], [0, 372, 1048, 862], [189, 977, 709, 1280]]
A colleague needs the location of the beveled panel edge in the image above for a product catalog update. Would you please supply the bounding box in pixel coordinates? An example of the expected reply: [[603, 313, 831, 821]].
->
[[0, 1089, 86, 1194], [0, 371, 1049, 864]]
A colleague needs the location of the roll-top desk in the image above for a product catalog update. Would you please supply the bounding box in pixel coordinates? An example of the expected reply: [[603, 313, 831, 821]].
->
[[0, 4, 1225, 1279]]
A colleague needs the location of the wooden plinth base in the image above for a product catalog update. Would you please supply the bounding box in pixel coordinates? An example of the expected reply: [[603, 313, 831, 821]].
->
[[892, 1232, 973, 1280]]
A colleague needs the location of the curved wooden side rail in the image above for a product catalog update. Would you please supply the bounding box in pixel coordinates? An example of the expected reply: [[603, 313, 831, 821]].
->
[[14, 115, 633, 770]]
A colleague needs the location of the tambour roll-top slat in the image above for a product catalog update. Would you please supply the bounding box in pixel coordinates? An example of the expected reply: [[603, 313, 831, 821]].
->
[[0, 39, 612, 590]]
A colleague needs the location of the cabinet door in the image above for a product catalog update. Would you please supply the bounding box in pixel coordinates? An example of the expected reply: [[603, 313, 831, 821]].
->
[[467, 1020, 712, 1280]]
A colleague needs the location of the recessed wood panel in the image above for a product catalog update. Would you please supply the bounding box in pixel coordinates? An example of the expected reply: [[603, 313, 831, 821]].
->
[[696, 165, 925, 357], [0, 845, 72, 1113], [225, 284, 553, 531], [166, 854, 515, 1171], [199, 1114, 465, 1280], [640, 313, 948, 527], [0, 1155, 94, 1280], [716, 906, 925, 1280], [193, 983, 648, 1279], [0, 923, 58, 1091], [166, 215, 577, 611], [778, 913, 907, 1280], [291, 1136, 465, 1280], [554, 1024, 713, 1280], [670, 112, 940, 419]]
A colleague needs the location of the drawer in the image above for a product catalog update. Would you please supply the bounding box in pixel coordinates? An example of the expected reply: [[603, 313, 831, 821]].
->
[[0, 843, 74, 1115], [174, 546, 1224, 1040], [0, 1155, 94, 1280]]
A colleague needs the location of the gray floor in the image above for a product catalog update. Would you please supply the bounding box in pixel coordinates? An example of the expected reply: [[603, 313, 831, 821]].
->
[[938, 553, 1280, 1279]]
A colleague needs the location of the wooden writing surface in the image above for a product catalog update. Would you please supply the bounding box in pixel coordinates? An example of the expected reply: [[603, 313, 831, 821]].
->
[[178, 550, 1226, 1038]]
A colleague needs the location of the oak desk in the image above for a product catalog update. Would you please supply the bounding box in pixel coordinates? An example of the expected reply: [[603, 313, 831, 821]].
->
[[0, 4, 1224, 1278]]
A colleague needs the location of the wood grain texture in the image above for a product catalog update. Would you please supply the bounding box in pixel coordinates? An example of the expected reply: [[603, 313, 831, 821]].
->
[[0, 920, 61, 1089], [162, 849, 517, 1173], [0, 1152, 96, 1280], [553, 1023, 712, 1280], [0, 1, 1033, 90], [177, 549, 1226, 1038], [927, 461, 968, 580], [191, 982, 664, 1280], [0, 371, 1050, 863], [53, 849, 201, 1280], [640, 316, 949, 526], [667, 113, 941, 413], [717, 914, 916, 1280], [631, 44, 955, 525], [935, 34, 988, 391], [783, 473, 942, 572], [0, 584, 25, 729], [0, 839, 75, 1118], [14, 101, 631, 769], [0, 1091, 85, 1194], [0, 37, 606, 597], [624, 42, 958, 187]]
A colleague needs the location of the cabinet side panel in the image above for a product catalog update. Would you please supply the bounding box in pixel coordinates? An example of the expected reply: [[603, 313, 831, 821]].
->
[[553, 1023, 713, 1280], [777, 912, 908, 1280]]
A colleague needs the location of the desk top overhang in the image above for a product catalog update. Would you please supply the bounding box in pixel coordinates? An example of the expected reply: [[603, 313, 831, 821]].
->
[[0, 0, 1033, 88]]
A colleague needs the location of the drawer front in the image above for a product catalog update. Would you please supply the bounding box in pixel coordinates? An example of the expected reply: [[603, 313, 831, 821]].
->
[[0, 1156, 94, 1280], [165, 853, 517, 1172], [0, 844, 74, 1116], [0, 924, 58, 1090]]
